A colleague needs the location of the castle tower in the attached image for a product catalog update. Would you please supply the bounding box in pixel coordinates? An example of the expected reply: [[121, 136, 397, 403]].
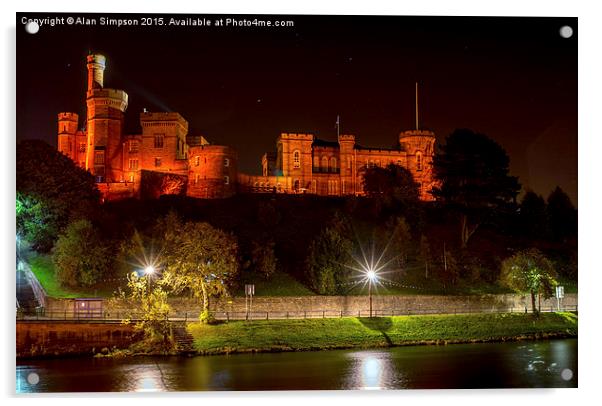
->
[[87, 54, 106, 92], [398, 82, 436, 200], [57, 112, 79, 160], [84, 53, 129, 182], [338, 134, 356, 195]]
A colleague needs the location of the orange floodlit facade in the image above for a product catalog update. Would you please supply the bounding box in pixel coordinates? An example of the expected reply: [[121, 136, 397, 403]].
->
[[58, 54, 436, 201]]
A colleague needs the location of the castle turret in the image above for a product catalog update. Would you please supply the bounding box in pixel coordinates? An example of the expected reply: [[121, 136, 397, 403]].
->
[[399, 129, 436, 200], [87, 54, 106, 92], [85, 54, 128, 182], [57, 112, 79, 160]]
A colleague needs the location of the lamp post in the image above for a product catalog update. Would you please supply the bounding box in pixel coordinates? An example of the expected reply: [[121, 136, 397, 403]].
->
[[367, 269, 376, 317], [144, 265, 155, 291]]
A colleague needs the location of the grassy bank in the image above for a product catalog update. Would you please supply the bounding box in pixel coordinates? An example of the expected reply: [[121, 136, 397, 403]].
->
[[26, 252, 116, 298], [188, 312, 577, 355]]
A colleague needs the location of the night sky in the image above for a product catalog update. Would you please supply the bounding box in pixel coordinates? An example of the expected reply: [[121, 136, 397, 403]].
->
[[16, 13, 577, 205]]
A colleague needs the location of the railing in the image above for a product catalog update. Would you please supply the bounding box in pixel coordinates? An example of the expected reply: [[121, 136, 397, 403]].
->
[[19, 259, 46, 309], [16, 304, 578, 322]]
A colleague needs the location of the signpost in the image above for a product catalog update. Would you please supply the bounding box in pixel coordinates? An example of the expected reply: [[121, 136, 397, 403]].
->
[[245, 284, 255, 320], [555, 285, 565, 311]]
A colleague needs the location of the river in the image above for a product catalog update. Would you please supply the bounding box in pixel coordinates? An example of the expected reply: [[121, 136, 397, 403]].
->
[[16, 338, 577, 392]]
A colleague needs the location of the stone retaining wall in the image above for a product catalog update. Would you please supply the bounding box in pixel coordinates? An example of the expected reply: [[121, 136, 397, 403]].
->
[[16, 321, 140, 358], [43, 293, 578, 317]]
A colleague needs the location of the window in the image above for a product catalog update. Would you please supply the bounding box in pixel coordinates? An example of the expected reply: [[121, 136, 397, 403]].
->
[[129, 174, 134, 182], [195, 156, 200, 166], [155, 157, 162, 167], [293, 150, 301, 168], [313, 156, 319, 169], [294, 179, 300, 192], [79, 143, 86, 153], [342, 180, 346, 194], [154, 134, 164, 148], [194, 174, 200, 185], [94, 151, 105, 164], [311, 180, 317, 194], [330, 157, 337, 172], [321, 156, 328, 171], [129, 140, 139, 153], [416, 151, 423, 171], [128, 159, 139, 170], [224, 158, 230, 167], [348, 156, 352, 169]]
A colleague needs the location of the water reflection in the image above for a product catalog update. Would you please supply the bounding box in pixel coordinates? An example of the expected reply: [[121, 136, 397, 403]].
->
[[16, 339, 577, 392], [346, 351, 395, 390]]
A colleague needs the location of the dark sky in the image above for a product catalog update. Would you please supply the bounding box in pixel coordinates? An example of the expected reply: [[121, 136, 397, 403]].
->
[[16, 13, 577, 205]]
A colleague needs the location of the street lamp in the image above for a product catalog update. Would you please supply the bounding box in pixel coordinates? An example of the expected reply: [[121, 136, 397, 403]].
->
[[144, 266, 155, 291], [367, 269, 376, 317]]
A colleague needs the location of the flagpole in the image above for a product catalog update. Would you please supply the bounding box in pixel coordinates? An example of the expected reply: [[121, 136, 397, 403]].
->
[[415, 82, 419, 130]]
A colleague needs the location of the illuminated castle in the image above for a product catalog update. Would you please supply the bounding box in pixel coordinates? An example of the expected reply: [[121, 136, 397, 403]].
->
[[58, 54, 436, 201]]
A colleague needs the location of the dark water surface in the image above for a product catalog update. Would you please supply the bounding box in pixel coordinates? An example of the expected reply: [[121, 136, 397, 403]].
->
[[16, 339, 577, 392]]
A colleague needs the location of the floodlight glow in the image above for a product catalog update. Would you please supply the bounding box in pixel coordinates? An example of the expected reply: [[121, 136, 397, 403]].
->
[[367, 270, 376, 281], [144, 266, 155, 275]]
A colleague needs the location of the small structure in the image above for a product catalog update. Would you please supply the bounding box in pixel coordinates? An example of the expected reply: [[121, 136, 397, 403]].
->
[[73, 298, 104, 319]]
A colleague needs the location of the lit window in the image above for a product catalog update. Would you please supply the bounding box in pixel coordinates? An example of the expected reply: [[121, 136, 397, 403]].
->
[[155, 157, 162, 167], [330, 157, 337, 172], [79, 143, 86, 153], [322, 157, 328, 171], [128, 159, 139, 170], [94, 151, 105, 164], [129, 140, 139, 153], [194, 174, 200, 185], [416, 151, 423, 171], [194, 156, 200, 166], [224, 158, 230, 167], [129, 174, 134, 182], [154, 134, 164, 148], [293, 150, 301, 168], [347, 157, 352, 169], [313, 156, 319, 169]]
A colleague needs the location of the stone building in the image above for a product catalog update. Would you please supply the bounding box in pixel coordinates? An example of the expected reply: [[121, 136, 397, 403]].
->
[[57, 53, 436, 201]]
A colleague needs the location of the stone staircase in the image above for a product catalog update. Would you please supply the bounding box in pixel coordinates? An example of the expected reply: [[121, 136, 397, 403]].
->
[[171, 322, 195, 354], [16, 268, 39, 315]]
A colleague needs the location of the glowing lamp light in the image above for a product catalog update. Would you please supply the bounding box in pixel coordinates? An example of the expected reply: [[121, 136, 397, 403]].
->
[[367, 270, 376, 281], [144, 266, 155, 275]]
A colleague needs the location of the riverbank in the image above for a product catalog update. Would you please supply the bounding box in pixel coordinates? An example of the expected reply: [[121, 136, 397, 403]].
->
[[188, 312, 578, 355]]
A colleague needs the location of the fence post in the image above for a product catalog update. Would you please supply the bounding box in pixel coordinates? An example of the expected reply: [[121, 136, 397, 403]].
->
[[358, 310, 360, 317], [340, 310, 343, 318], [323, 310, 325, 318], [226, 312, 229, 322], [266, 311, 269, 320], [304, 311, 307, 319]]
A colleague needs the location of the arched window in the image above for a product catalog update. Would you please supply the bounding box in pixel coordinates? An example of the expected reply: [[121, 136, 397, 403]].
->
[[321, 156, 328, 172], [416, 151, 423, 171], [195, 156, 200, 166], [293, 150, 301, 168], [313, 156, 319, 170], [294, 179, 300, 192], [330, 157, 337, 172]]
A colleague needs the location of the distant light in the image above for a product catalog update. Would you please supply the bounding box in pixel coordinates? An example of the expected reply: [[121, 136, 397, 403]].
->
[[367, 270, 376, 281], [560, 25, 573, 39], [144, 266, 155, 275]]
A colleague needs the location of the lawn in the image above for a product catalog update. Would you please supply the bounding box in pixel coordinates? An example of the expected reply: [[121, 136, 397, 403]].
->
[[26, 252, 116, 298], [188, 312, 578, 355], [235, 272, 314, 297]]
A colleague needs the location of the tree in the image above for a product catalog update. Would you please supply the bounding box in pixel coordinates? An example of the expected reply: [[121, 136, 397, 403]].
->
[[499, 249, 558, 314], [546, 186, 577, 242], [419, 235, 432, 279], [16, 140, 100, 251], [52, 219, 113, 288], [159, 215, 239, 322], [386, 216, 413, 278], [432, 129, 521, 248], [305, 214, 354, 295], [519, 190, 548, 239], [249, 240, 278, 279], [117, 272, 172, 349], [363, 163, 420, 205]]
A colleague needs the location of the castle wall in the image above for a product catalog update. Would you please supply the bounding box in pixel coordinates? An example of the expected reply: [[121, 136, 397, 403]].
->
[[187, 145, 238, 198], [57, 53, 437, 202]]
